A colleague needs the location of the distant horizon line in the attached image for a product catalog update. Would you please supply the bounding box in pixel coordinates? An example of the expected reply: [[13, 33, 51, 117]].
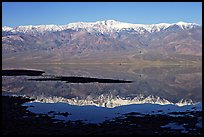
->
[[2, 20, 201, 28]]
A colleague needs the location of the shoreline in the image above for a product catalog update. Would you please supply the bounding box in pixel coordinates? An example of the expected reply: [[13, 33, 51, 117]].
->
[[2, 95, 202, 135]]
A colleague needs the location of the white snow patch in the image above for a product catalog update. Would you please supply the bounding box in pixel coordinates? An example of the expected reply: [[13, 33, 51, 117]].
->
[[2, 20, 200, 34]]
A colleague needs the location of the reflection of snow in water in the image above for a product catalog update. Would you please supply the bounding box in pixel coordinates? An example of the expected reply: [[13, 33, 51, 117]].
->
[[23, 100, 202, 124], [2, 66, 202, 126], [29, 94, 198, 108]]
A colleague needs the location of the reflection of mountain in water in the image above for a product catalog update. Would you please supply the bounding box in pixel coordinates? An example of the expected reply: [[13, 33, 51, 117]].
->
[[30, 94, 197, 108], [2, 65, 202, 105]]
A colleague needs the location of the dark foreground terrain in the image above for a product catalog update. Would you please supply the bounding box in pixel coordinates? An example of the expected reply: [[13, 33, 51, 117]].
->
[[1, 95, 202, 135]]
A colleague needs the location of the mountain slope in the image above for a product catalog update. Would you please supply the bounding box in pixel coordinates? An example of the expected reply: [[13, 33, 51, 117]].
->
[[2, 20, 202, 59]]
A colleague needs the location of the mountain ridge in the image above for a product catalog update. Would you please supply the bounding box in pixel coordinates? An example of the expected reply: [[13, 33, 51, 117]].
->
[[2, 20, 201, 34], [2, 20, 202, 58]]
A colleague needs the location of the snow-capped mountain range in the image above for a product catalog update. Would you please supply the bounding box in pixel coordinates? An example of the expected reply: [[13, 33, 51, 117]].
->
[[2, 20, 202, 56], [2, 20, 200, 34]]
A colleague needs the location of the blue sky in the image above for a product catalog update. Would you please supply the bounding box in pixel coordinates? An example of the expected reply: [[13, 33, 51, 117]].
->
[[2, 2, 202, 27]]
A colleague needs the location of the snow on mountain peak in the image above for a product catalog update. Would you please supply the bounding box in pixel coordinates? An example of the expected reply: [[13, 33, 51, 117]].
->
[[2, 20, 200, 34], [2, 26, 13, 31], [174, 21, 199, 29]]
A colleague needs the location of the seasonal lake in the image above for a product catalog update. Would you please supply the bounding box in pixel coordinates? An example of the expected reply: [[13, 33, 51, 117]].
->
[[2, 63, 202, 124]]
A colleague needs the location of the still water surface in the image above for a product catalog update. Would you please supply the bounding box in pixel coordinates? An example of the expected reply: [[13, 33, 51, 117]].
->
[[2, 64, 202, 123]]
